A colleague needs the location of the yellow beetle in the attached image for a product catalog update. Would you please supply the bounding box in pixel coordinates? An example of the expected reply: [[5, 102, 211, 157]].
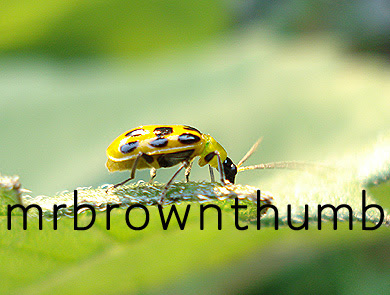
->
[[106, 125, 238, 200]]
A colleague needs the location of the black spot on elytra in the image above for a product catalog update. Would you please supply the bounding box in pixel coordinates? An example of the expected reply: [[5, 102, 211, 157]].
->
[[178, 133, 201, 144], [183, 125, 201, 134], [204, 152, 215, 162], [142, 153, 154, 163], [149, 137, 168, 148], [154, 127, 173, 137], [120, 141, 139, 154], [157, 150, 194, 167], [125, 128, 145, 137]]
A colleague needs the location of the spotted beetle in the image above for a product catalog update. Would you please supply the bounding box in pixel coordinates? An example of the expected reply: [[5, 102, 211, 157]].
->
[[106, 125, 243, 200]]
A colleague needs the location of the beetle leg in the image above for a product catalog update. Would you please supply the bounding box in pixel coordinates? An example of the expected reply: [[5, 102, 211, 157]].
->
[[159, 161, 189, 204], [208, 165, 215, 182], [148, 168, 157, 184], [184, 161, 193, 183], [106, 152, 142, 192], [215, 151, 227, 185]]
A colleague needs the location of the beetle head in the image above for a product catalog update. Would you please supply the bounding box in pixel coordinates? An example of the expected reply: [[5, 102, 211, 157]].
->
[[223, 157, 237, 184]]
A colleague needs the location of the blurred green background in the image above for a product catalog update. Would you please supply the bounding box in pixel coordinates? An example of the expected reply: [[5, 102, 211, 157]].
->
[[1, 0, 390, 293]]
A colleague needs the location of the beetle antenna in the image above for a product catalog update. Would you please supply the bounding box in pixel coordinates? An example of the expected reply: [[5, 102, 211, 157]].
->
[[238, 161, 333, 172], [237, 137, 263, 168], [236, 137, 334, 173]]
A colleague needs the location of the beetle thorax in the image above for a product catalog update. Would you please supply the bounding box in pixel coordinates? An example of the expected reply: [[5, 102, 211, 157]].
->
[[198, 134, 227, 168]]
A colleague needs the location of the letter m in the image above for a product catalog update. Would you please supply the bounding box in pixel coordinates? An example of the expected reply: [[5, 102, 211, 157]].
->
[[318, 204, 353, 230], [7, 204, 43, 230]]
